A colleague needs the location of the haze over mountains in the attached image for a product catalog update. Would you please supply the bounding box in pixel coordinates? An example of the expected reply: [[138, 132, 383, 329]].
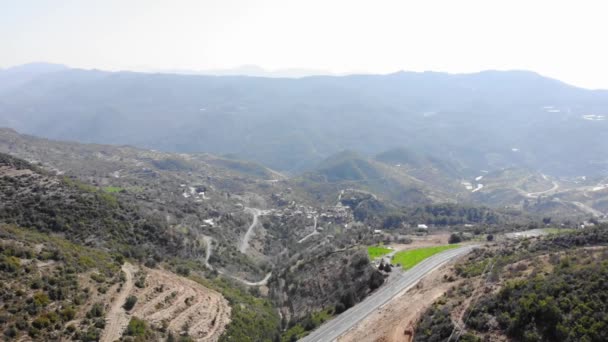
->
[[1, 63, 607, 177]]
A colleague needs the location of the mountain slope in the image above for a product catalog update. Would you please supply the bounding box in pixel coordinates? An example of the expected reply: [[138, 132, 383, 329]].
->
[[0, 68, 607, 175], [0, 152, 173, 255], [312, 150, 383, 182]]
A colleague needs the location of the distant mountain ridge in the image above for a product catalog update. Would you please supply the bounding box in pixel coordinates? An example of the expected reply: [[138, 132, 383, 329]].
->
[[156, 64, 339, 78], [0, 65, 607, 176], [0, 62, 68, 93]]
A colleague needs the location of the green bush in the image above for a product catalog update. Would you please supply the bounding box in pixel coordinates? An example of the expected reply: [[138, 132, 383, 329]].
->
[[0, 256, 21, 272], [59, 306, 76, 322], [32, 291, 48, 304], [123, 295, 137, 311], [125, 317, 147, 336], [448, 233, 462, 244], [87, 303, 104, 318]]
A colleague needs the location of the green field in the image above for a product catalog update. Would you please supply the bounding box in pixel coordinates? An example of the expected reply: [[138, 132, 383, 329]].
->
[[542, 228, 576, 235], [102, 186, 123, 193], [367, 245, 392, 260], [392, 245, 459, 270]]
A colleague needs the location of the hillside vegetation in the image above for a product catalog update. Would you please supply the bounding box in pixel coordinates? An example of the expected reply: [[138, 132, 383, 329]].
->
[[0, 153, 174, 259], [467, 249, 608, 341], [415, 225, 608, 342], [0, 224, 121, 341]]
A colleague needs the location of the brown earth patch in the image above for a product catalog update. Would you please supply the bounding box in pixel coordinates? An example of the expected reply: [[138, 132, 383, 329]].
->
[[100, 263, 231, 342]]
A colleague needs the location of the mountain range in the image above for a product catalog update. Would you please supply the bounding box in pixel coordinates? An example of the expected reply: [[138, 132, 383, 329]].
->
[[1, 63, 607, 176]]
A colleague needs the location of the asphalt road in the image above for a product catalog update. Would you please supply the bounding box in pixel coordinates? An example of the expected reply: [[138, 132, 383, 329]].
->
[[299, 245, 479, 342]]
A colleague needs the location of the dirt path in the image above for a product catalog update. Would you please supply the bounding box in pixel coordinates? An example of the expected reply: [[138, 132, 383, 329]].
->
[[570, 201, 605, 217], [298, 216, 319, 243], [204, 234, 270, 286], [203, 236, 214, 270], [239, 207, 262, 253], [240, 272, 272, 286], [524, 180, 559, 197], [101, 262, 137, 342]]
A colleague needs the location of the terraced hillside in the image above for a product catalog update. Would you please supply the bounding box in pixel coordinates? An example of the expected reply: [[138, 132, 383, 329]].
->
[[101, 264, 230, 342]]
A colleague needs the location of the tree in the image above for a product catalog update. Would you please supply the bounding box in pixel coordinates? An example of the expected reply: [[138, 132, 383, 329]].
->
[[486, 234, 494, 242], [87, 303, 104, 318], [448, 233, 462, 244], [340, 290, 357, 311], [123, 295, 137, 311], [369, 271, 384, 290]]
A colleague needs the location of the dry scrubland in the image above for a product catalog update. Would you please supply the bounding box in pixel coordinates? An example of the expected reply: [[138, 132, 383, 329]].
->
[[101, 264, 231, 342]]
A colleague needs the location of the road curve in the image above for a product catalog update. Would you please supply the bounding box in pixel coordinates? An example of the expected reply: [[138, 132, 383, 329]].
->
[[241, 272, 272, 286], [525, 181, 559, 198], [239, 207, 262, 253], [298, 216, 319, 243], [299, 245, 479, 342]]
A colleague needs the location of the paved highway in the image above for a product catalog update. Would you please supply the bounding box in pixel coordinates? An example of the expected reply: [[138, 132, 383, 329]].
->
[[299, 245, 479, 342]]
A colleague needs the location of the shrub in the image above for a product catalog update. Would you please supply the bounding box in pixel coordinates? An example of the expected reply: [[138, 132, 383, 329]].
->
[[80, 327, 100, 342], [87, 303, 104, 318], [448, 233, 462, 244], [368, 270, 384, 290], [123, 295, 137, 311], [32, 292, 50, 307], [125, 317, 147, 336], [4, 326, 17, 338], [32, 316, 51, 330], [176, 266, 190, 276], [0, 256, 21, 273], [135, 276, 146, 288]]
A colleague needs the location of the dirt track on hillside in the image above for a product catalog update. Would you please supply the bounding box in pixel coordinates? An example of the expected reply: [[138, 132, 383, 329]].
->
[[100, 263, 230, 341], [101, 262, 137, 342]]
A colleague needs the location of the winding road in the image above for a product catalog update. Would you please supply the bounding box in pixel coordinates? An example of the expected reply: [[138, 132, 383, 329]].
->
[[298, 216, 319, 243], [239, 207, 262, 254], [299, 245, 478, 342], [525, 180, 559, 197], [195, 208, 270, 286], [241, 272, 272, 286], [204, 233, 271, 286]]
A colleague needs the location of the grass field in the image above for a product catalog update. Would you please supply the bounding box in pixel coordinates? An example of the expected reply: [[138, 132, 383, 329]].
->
[[102, 186, 123, 193], [392, 244, 459, 270], [542, 228, 576, 235], [367, 245, 392, 260]]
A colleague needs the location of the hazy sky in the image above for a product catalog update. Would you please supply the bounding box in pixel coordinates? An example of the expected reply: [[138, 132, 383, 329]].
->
[[2, 0, 608, 88]]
